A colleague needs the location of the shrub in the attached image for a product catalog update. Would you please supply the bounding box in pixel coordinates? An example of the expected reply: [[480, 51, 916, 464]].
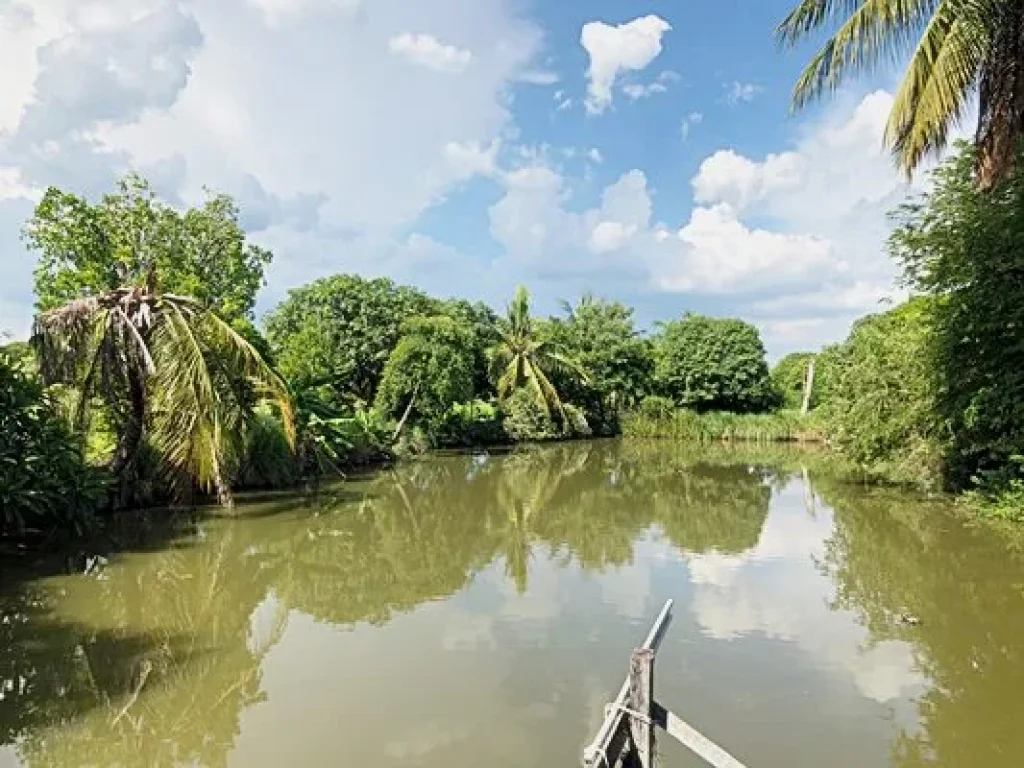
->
[[1, 353, 106, 536], [822, 299, 944, 488], [502, 388, 561, 442], [431, 400, 506, 448]]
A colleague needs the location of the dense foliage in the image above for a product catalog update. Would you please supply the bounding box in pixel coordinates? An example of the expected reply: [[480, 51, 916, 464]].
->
[[1, 353, 104, 536], [822, 299, 944, 487], [546, 295, 653, 435], [26, 175, 270, 321], [375, 316, 477, 430], [653, 314, 775, 413], [264, 275, 436, 408], [890, 142, 1024, 493]]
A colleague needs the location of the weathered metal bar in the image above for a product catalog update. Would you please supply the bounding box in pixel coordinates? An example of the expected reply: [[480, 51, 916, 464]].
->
[[651, 703, 748, 768], [628, 649, 655, 768], [581, 600, 674, 767]]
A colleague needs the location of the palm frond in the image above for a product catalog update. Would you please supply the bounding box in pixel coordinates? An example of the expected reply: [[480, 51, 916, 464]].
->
[[785, 0, 941, 109], [885, 0, 987, 174]]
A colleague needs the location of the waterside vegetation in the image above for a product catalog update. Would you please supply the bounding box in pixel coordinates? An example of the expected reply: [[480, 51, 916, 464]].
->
[[4, 138, 1024, 543]]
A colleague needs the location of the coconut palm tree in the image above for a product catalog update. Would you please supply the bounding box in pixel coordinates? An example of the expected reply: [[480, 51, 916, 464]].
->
[[488, 286, 586, 421], [777, 0, 1024, 188], [32, 287, 294, 508]]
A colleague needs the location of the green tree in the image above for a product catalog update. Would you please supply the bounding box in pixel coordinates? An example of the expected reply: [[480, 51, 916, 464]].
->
[[25, 174, 271, 321], [375, 315, 476, 430], [890, 141, 1024, 491], [32, 290, 294, 508], [823, 298, 943, 487], [777, 0, 1024, 188], [653, 314, 775, 413], [488, 286, 585, 422], [771, 352, 818, 410], [439, 298, 500, 397], [547, 294, 654, 434], [264, 275, 436, 409]]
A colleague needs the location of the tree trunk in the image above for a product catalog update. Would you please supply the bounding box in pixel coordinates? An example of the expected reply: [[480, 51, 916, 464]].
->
[[976, 2, 1024, 188], [391, 382, 420, 442], [109, 363, 146, 511], [800, 357, 816, 416]]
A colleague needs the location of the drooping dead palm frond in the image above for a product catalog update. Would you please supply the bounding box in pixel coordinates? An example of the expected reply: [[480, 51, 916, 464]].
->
[[32, 290, 294, 508], [777, 0, 1021, 188]]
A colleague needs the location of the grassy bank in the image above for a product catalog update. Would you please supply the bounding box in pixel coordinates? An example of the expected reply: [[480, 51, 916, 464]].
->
[[621, 409, 824, 444]]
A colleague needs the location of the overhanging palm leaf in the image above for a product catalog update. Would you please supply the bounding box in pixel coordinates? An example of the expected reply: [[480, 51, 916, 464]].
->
[[777, 0, 1020, 187], [32, 289, 294, 508]]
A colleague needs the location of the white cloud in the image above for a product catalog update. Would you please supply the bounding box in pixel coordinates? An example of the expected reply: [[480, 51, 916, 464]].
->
[[587, 148, 603, 164], [0, 0, 544, 336], [443, 138, 500, 180], [681, 111, 703, 141], [724, 80, 763, 105], [517, 69, 559, 85], [246, 0, 363, 26], [622, 81, 666, 100], [623, 69, 677, 101], [388, 32, 473, 73], [662, 203, 839, 293], [589, 221, 637, 253], [580, 15, 671, 115], [693, 149, 805, 211]]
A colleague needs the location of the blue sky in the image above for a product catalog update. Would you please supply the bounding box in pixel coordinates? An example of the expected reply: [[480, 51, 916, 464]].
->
[[0, 0, 929, 357]]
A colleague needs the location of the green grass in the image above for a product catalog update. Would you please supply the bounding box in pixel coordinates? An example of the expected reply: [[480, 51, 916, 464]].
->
[[621, 408, 824, 444]]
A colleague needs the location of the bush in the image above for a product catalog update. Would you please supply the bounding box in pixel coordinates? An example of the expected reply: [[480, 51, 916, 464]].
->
[[1, 353, 106, 536], [237, 405, 300, 489], [822, 299, 944, 488], [637, 395, 675, 421], [430, 400, 506, 448], [653, 314, 776, 413], [563, 403, 592, 439], [502, 389, 561, 442]]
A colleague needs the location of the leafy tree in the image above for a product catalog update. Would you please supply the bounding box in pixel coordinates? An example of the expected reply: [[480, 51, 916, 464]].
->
[[776, 0, 1024, 188], [653, 313, 775, 412], [771, 352, 816, 410], [890, 141, 1024, 490], [32, 290, 294, 508], [489, 286, 585, 421], [25, 174, 271, 321], [823, 298, 944, 487], [547, 294, 654, 434], [375, 315, 477, 431], [264, 274, 436, 409], [439, 298, 501, 397]]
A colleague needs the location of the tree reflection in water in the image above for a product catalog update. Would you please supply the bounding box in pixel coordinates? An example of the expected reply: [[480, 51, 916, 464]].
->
[[5, 441, 1019, 766]]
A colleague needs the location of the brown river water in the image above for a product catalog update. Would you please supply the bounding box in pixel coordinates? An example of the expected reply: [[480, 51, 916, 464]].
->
[[1, 440, 1022, 767]]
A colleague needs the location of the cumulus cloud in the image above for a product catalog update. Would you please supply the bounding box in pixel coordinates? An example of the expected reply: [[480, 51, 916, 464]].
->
[[0, 0, 544, 336], [388, 32, 473, 73], [581, 15, 671, 114]]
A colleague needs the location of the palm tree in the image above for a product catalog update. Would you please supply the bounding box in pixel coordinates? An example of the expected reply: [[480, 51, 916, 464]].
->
[[488, 286, 585, 421], [777, 0, 1024, 188], [32, 287, 294, 508]]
